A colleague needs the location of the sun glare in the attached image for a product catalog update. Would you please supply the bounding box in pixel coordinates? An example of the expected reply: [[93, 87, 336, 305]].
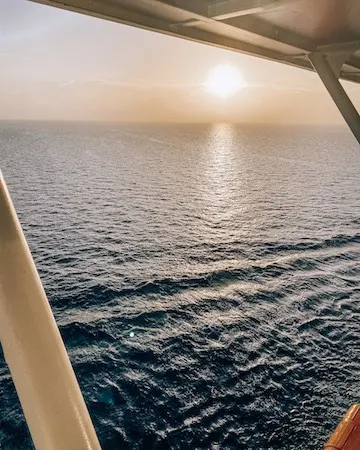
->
[[204, 64, 246, 98]]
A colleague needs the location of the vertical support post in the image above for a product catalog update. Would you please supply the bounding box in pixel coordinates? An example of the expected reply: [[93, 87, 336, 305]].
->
[[309, 52, 360, 144], [0, 171, 101, 450]]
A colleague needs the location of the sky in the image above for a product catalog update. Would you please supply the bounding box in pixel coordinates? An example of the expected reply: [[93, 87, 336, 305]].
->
[[1, 0, 360, 124]]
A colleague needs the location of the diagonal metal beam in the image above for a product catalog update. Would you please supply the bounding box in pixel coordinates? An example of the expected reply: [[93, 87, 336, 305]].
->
[[309, 52, 360, 144], [208, 0, 285, 20]]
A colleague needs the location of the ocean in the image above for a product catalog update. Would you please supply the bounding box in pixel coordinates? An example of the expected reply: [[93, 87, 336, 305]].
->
[[0, 121, 359, 449]]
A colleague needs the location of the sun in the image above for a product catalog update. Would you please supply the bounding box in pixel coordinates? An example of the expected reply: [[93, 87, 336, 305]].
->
[[204, 64, 246, 98]]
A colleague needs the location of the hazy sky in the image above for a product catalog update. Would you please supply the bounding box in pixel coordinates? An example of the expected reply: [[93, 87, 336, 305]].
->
[[1, 0, 360, 123]]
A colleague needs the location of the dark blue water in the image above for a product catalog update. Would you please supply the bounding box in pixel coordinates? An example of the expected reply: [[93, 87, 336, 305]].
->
[[1, 122, 360, 449]]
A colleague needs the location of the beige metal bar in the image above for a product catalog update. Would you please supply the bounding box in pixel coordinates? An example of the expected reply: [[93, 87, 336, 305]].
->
[[0, 171, 101, 450]]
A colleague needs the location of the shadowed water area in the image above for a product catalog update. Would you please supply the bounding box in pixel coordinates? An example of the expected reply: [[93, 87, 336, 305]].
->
[[0, 122, 359, 449]]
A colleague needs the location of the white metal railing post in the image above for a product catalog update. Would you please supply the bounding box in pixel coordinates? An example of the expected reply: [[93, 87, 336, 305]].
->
[[0, 171, 101, 450]]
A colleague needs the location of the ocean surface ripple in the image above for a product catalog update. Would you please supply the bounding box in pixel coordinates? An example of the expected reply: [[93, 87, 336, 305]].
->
[[0, 122, 360, 449]]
